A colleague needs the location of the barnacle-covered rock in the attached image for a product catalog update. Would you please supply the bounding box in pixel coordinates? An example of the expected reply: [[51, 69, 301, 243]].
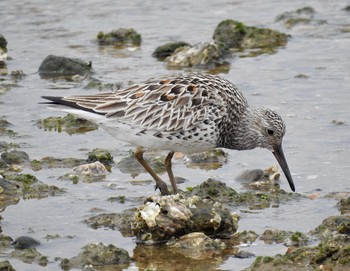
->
[[132, 193, 239, 244], [63, 161, 109, 183], [165, 42, 230, 71]]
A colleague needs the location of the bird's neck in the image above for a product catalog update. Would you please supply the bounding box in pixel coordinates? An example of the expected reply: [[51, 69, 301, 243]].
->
[[216, 106, 263, 151]]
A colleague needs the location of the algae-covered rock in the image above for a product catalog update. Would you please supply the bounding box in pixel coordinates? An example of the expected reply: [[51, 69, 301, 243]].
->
[[189, 178, 302, 210], [2, 173, 65, 202], [10, 248, 48, 266], [36, 113, 98, 134], [153, 41, 191, 60], [275, 6, 326, 29], [0, 261, 16, 271], [214, 20, 288, 49], [132, 193, 238, 244], [1, 150, 30, 165], [87, 148, 114, 167], [165, 42, 230, 71], [247, 212, 350, 271], [38, 55, 92, 79], [213, 19, 288, 56], [97, 28, 141, 47], [60, 243, 130, 270]]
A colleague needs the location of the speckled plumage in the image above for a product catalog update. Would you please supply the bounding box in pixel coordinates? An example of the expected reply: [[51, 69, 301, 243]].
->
[[42, 73, 295, 193]]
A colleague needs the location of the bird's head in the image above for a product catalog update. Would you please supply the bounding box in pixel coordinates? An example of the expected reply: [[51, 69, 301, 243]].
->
[[252, 107, 295, 192]]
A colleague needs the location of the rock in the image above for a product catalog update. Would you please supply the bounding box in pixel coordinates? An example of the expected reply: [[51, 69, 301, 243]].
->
[[236, 169, 265, 183], [237, 166, 281, 191], [235, 250, 255, 259], [260, 229, 292, 244], [12, 236, 40, 249], [36, 113, 98, 134], [10, 248, 48, 266], [338, 196, 350, 214], [2, 173, 65, 202], [0, 261, 16, 271], [1, 150, 30, 165], [275, 6, 326, 29], [0, 34, 8, 63], [30, 156, 85, 171], [97, 28, 141, 47], [247, 214, 350, 270], [188, 178, 239, 204], [117, 150, 166, 176], [232, 230, 258, 244], [152, 41, 191, 60], [165, 42, 230, 70], [38, 55, 92, 79], [65, 161, 109, 183], [85, 208, 136, 237], [60, 243, 130, 270], [184, 149, 227, 170], [87, 148, 114, 167], [132, 193, 239, 244], [213, 19, 288, 56]]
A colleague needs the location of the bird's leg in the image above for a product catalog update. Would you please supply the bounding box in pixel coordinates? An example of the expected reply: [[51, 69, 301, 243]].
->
[[134, 147, 170, 196], [164, 151, 178, 194]]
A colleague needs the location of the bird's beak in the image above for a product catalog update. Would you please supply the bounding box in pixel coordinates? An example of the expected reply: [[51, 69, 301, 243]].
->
[[272, 144, 295, 192]]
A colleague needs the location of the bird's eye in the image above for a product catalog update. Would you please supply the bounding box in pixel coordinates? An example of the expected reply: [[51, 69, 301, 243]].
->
[[267, 129, 274, 135]]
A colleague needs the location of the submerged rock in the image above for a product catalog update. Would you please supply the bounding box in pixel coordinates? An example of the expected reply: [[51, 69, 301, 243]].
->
[[132, 193, 239, 244], [38, 55, 92, 79], [275, 6, 326, 29], [153, 41, 191, 60], [36, 114, 98, 135], [133, 234, 233, 270], [60, 243, 130, 270], [97, 28, 141, 47], [236, 165, 281, 191], [184, 149, 228, 170], [85, 208, 136, 237], [12, 236, 40, 249]]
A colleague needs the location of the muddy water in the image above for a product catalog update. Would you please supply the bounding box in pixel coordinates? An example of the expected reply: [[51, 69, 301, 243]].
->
[[1, 0, 350, 270]]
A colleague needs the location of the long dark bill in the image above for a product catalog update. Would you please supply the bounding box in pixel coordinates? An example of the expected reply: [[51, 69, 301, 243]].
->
[[272, 144, 295, 192]]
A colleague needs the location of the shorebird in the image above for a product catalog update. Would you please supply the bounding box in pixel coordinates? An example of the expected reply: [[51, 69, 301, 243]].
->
[[42, 73, 295, 195]]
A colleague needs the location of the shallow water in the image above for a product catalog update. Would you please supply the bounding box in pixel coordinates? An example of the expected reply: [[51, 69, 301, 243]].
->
[[1, 0, 350, 270]]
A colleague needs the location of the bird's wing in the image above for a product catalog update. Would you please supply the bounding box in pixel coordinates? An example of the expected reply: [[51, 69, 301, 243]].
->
[[52, 75, 219, 132]]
